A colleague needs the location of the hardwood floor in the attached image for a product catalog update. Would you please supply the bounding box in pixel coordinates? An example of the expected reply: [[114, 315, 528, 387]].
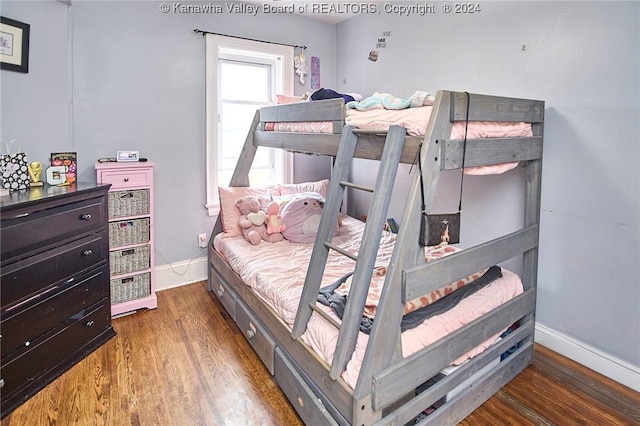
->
[[2, 281, 639, 426]]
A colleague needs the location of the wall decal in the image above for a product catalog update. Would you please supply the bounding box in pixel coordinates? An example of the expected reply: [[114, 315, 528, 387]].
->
[[310, 56, 320, 90], [368, 31, 390, 62]]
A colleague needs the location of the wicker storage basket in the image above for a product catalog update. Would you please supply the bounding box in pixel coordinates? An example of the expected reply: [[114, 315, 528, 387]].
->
[[109, 218, 150, 247], [110, 244, 151, 275], [108, 189, 150, 218], [111, 272, 151, 304]]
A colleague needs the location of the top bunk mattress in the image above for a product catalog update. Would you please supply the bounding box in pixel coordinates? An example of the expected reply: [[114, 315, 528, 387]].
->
[[266, 105, 532, 140], [213, 216, 523, 389]]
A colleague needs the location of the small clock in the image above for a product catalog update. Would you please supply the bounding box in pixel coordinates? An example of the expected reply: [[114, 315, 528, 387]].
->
[[116, 150, 140, 162]]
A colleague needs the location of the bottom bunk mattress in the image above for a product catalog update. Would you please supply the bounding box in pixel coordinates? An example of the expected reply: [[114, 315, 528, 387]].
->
[[213, 216, 523, 389]]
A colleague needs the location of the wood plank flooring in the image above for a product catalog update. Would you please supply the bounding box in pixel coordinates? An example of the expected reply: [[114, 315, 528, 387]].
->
[[2, 281, 639, 426]]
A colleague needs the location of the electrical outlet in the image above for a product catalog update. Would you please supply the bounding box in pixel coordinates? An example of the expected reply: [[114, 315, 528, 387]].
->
[[198, 233, 207, 248]]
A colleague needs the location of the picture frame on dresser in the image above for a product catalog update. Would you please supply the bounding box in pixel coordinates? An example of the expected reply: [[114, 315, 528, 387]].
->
[[95, 161, 157, 316]]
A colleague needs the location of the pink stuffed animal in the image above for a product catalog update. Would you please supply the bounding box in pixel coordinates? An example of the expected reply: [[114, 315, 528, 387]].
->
[[235, 196, 283, 245], [265, 201, 287, 235]]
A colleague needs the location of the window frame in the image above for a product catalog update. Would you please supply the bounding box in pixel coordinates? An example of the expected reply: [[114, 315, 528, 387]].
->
[[205, 34, 293, 216]]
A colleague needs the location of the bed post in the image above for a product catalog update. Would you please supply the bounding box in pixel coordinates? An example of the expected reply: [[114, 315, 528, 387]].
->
[[228, 109, 261, 187], [521, 108, 544, 349], [208, 109, 260, 292]]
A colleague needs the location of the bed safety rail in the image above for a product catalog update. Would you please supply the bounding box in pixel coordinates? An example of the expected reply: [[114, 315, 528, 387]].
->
[[403, 225, 539, 301], [259, 97, 344, 123], [449, 92, 544, 123], [441, 136, 543, 169], [371, 289, 536, 410]]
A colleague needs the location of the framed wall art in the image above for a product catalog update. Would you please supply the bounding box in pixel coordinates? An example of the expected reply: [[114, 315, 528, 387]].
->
[[1, 16, 30, 73]]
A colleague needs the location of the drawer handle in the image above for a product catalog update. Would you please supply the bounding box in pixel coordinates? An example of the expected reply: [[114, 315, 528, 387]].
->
[[86, 320, 95, 327], [5, 285, 59, 312], [0, 378, 4, 388], [25, 341, 30, 347], [82, 250, 93, 257], [123, 177, 129, 182], [81, 213, 92, 221], [246, 329, 255, 340], [216, 287, 225, 298]]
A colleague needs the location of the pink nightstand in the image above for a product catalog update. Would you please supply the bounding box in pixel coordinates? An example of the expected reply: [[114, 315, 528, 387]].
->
[[95, 161, 157, 316]]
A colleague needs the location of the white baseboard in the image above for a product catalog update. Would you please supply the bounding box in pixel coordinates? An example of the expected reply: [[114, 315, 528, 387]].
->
[[535, 323, 640, 392], [154, 256, 208, 292]]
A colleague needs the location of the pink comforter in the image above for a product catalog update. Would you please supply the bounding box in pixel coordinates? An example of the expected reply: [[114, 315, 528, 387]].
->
[[214, 216, 522, 388], [266, 106, 533, 175]]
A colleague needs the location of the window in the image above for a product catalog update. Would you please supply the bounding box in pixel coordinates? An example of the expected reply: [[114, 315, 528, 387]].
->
[[205, 35, 293, 216]]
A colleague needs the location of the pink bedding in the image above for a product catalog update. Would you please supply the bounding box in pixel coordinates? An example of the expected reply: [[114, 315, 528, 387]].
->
[[264, 105, 533, 175], [214, 216, 523, 389], [264, 121, 335, 133]]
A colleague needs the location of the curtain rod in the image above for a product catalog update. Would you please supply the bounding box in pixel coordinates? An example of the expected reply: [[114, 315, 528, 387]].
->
[[193, 29, 307, 50]]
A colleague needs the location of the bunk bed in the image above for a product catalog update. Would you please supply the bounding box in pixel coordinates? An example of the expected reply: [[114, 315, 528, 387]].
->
[[207, 90, 544, 425]]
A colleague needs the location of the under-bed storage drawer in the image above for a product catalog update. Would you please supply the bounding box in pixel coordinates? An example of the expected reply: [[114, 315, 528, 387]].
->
[[236, 301, 275, 374], [210, 275, 237, 321], [274, 348, 338, 426]]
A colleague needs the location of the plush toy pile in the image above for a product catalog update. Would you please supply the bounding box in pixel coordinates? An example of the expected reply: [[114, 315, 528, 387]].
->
[[235, 195, 283, 245], [234, 192, 339, 245]]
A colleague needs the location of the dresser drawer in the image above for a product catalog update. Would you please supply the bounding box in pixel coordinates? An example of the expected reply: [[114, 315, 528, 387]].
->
[[1, 231, 108, 310], [0, 301, 111, 403], [1, 197, 107, 263], [98, 169, 149, 189], [1, 264, 109, 358], [236, 301, 275, 374]]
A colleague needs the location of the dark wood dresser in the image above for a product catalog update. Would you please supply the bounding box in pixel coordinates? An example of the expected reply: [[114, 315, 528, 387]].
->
[[0, 183, 116, 418]]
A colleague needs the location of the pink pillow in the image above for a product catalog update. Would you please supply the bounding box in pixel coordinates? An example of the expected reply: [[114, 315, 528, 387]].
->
[[280, 192, 339, 243], [276, 94, 304, 105], [218, 185, 280, 238], [278, 179, 329, 197]]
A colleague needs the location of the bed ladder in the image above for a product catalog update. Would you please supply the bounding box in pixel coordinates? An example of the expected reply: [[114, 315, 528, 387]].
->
[[291, 124, 407, 380]]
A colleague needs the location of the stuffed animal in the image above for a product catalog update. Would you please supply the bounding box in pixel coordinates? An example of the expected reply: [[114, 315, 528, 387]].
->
[[280, 192, 339, 243], [265, 201, 287, 235], [235, 196, 283, 245]]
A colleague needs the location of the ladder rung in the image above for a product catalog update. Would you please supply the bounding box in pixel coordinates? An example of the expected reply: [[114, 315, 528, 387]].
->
[[309, 303, 341, 329], [352, 128, 388, 136], [340, 181, 374, 192], [324, 242, 358, 261]]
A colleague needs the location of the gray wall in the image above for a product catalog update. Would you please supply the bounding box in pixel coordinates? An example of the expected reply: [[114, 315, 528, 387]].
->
[[0, 0, 72, 162], [336, 2, 640, 368], [1, 0, 335, 266]]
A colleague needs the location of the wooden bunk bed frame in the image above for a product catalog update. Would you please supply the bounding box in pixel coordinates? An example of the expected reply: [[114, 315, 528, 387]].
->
[[207, 90, 544, 425]]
